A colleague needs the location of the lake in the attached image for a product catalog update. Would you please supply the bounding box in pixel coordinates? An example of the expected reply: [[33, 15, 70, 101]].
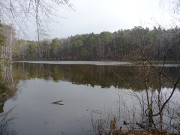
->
[[0, 61, 180, 135]]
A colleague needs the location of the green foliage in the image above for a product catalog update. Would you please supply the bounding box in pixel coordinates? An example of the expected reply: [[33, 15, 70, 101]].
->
[[28, 43, 36, 56], [12, 26, 180, 61], [51, 38, 62, 49]]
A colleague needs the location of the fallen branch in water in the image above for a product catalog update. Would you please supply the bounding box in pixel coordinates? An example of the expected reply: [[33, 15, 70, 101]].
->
[[51, 100, 64, 105]]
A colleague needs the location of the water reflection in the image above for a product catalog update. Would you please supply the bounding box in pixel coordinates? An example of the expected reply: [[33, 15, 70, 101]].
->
[[0, 64, 18, 135], [0, 62, 179, 134], [13, 62, 180, 90]]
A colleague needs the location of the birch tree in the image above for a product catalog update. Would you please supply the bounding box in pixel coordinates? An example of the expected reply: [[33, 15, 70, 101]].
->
[[1, 25, 16, 61]]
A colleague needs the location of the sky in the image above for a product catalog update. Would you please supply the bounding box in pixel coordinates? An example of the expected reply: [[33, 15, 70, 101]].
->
[[22, 0, 176, 40]]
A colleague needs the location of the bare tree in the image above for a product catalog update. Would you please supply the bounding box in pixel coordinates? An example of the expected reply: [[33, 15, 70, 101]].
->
[[1, 25, 17, 61], [130, 27, 180, 133], [0, 0, 72, 40]]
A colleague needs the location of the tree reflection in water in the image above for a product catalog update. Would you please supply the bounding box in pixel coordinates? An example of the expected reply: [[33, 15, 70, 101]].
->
[[0, 64, 18, 135], [13, 62, 180, 90], [0, 62, 180, 134], [13, 62, 180, 134], [90, 62, 180, 134]]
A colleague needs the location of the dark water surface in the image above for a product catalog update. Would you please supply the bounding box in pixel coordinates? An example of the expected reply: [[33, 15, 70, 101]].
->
[[0, 61, 180, 135]]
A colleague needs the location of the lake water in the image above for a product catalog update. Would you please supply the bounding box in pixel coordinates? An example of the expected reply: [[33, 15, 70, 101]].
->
[[0, 61, 180, 135]]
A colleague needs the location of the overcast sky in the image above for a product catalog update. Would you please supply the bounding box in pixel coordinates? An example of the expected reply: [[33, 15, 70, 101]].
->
[[23, 0, 175, 40]]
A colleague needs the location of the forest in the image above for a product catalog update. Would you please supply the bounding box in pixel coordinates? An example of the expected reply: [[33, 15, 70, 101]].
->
[[1, 1, 180, 134], [1, 23, 180, 62]]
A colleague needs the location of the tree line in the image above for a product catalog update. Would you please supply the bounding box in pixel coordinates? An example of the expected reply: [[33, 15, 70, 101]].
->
[[0, 24, 180, 61], [12, 26, 180, 61]]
